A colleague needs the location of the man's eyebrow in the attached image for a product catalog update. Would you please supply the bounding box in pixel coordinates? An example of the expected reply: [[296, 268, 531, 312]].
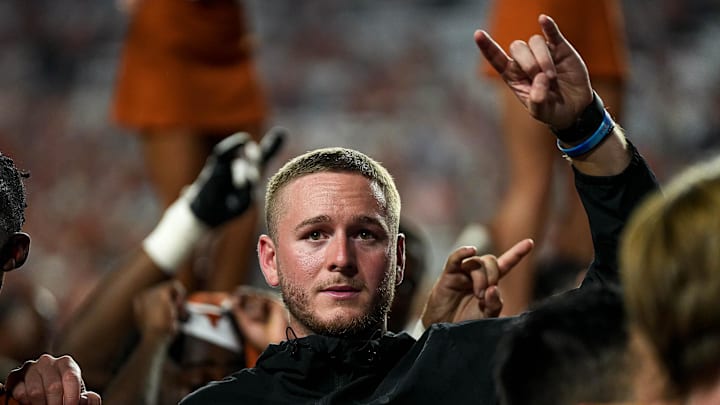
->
[[353, 215, 389, 231], [293, 215, 389, 232], [294, 215, 331, 232]]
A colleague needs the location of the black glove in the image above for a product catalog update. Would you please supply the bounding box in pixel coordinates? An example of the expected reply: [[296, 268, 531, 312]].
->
[[188, 127, 286, 227]]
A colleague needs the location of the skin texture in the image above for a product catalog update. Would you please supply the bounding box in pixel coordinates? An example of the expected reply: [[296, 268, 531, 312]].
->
[[258, 172, 404, 338]]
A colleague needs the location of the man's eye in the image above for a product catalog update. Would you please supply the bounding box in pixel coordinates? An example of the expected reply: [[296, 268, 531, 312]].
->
[[358, 230, 375, 240], [308, 231, 322, 240]]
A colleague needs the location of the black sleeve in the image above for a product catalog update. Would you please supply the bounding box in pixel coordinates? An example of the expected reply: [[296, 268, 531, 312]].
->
[[574, 142, 660, 288]]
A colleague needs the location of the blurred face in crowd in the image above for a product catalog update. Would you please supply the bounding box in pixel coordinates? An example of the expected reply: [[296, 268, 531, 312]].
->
[[163, 336, 245, 404], [258, 171, 404, 338]]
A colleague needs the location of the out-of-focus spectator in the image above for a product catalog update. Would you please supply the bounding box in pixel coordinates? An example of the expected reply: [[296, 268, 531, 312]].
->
[[0, 151, 100, 404], [622, 155, 720, 403], [0, 272, 57, 377], [54, 132, 284, 404], [111, 0, 269, 293]]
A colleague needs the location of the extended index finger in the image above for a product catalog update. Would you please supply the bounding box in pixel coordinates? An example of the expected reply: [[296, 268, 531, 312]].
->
[[497, 238, 534, 277], [474, 29, 512, 76]]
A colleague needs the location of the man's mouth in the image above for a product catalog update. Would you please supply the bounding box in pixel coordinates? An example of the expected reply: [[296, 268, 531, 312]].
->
[[321, 285, 361, 299]]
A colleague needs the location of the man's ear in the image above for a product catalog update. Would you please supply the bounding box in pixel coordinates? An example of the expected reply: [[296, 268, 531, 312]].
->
[[257, 234, 280, 287], [1, 232, 30, 271], [395, 233, 405, 286]]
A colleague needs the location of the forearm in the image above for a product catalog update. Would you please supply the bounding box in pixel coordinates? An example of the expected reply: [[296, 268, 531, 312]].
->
[[52, 250, 168, 388], [574, 138, 660, 287], [102, 335, 170, 405]]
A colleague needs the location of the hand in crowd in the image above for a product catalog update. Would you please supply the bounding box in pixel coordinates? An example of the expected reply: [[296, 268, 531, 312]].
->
[[420, 239, 534, 326], [6, 354, 101, 405], [230, 286, 288, 354], [188, 127, 285, 228], [133, 279, 187, 344], [474, 14, 593, 129]]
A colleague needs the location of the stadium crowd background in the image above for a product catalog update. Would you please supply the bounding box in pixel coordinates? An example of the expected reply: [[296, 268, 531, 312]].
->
[[0, 0, 719, 329]]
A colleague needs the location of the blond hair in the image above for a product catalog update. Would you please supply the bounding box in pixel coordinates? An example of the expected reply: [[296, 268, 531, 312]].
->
[[621, 155, 720, 395], [264, 147, 401, 241]]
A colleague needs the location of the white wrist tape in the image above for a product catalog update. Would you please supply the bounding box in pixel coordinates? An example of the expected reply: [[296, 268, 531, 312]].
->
[[142, 198, 209, 274]]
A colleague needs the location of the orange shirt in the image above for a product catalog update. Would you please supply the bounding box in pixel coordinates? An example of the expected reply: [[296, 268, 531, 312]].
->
[[112, 0, 268, 134], [482, 0, 629, 81]]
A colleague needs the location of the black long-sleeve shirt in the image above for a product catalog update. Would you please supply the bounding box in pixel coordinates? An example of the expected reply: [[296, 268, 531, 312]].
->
[[180, 143, 659, 405]]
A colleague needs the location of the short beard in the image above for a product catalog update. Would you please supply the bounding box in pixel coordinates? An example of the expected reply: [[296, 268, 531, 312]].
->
[[278, 269, 395, 339]]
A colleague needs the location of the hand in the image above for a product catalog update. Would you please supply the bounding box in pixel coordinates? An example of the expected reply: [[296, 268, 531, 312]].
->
[[133, 280, 187, 343], [420, 239, 534, 326], [230, 286, 288, 353], [6, 354, 102, 405], [474, 14, 593, 130], [141, 129, 285, 272], [187, 127, 286, 227]]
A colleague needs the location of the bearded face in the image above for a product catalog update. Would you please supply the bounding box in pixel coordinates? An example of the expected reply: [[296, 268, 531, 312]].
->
[[258, 172, 404, 338], [278, 259, 396, 338]]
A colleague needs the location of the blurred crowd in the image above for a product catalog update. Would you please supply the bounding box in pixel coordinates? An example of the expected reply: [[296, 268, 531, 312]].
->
[[2, 0, 720, 391]]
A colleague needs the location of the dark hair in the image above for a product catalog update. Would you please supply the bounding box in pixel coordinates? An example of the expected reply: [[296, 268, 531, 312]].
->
[[494, 286, 631, 405], [0, 153, 28, 234]]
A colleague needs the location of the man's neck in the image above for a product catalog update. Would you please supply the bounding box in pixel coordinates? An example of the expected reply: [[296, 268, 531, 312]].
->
[[288, 319, 386, 340]]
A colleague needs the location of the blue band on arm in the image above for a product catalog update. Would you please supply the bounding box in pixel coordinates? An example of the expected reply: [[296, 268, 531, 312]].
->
[[556, 109, 615, 158]]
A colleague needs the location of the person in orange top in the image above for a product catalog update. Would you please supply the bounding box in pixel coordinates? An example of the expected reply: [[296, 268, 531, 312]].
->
[[112, 0, 270, 293], [467, 0, 629, 315]]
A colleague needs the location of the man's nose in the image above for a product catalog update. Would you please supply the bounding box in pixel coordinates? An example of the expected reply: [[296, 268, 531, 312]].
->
[[328, 235, 356, 273]]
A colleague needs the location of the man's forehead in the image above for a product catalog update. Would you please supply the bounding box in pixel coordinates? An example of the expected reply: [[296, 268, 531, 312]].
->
[[278, 172, 388, 219], [282, 171, 381, 197]]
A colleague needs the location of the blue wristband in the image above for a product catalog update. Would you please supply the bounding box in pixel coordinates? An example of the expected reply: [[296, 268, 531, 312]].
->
[[556, 109, 614, 158]]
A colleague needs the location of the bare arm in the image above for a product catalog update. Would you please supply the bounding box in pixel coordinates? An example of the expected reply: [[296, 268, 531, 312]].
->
[[54, 131, 283, 390], [102, 281, 184, 405], [53, 252, 168, 390]]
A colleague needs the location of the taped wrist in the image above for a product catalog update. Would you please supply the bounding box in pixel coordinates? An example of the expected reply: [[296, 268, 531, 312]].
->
[[142, 198, 209, 274]]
